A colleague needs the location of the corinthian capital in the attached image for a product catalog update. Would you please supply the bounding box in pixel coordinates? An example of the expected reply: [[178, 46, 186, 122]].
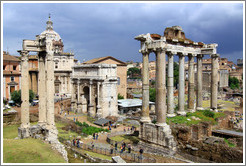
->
[[211, 54, 220, 59]]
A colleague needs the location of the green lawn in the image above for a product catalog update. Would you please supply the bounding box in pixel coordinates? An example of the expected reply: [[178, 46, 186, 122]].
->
[[3, 124, 19, 139], [55, 122, 80, 140], [82, 150, 112, 160], [167, 110, 225, 126], [3, 138, 66, 163]]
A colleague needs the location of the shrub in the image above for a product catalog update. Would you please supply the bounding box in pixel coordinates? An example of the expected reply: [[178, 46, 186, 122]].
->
[[203, 110, 215, 118], [75, 121, 109, 135], [118, 93, 124, 99]]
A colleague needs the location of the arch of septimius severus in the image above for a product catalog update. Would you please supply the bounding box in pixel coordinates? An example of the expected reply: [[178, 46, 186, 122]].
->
[[135, 26, 219, 153]]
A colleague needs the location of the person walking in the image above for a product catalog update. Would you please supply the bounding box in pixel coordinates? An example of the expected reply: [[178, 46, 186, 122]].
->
[[96, 133, 99, 140], [128, 144, 131, 153], [77, 139, 80, 148], [93, 133, 95, 140], [115, 142, 118, 150], [110, 145, 114, 154], [139, 147, 144, 161], [120, 146, 124, 153]]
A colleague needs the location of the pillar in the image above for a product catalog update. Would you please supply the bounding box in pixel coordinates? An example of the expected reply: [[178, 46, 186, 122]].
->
[[196, 54, 204, 110], [188, 54, 195, 112], [19, 50, 30, 131], [17, 50, 30, 138], [88, 80, 95, 117], [77, 81, 82, 113], [177, 53, 186, 115], [155, 48, 167, 125], [96, 82, 102, 118], [141, 52, 151, 123], [211, 54, 219, 111], [167, 52, 175, 117], [38, 53, 46, 126], [46, 51, 55, 129]]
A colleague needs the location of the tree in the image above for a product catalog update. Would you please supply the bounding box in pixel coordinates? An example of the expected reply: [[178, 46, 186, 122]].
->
[[173, 62, 179, 88], [11, 90, 35, 105], [149, 88, 156, 102], [118, 93, 124, 99], [127, 67, 141, 79], [229, 76, 239, 90]]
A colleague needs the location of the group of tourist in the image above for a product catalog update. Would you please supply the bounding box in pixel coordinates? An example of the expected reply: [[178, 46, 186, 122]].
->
[[93, 133, 99, 140], [72, 138, 83, 148]]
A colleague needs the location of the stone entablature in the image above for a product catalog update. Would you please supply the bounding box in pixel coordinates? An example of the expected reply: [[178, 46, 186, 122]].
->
[[71, 64, 118, 118]]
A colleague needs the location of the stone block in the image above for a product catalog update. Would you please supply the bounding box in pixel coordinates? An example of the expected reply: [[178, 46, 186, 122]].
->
[[112, 156, 126, 163]]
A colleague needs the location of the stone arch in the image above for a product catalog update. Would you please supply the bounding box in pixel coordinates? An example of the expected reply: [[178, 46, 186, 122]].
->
[[83, 86, 89, 104]]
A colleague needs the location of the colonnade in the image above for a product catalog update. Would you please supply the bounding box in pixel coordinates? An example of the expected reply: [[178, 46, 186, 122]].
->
[[19, 49, 56, 137], [140, 49, 219, 124]]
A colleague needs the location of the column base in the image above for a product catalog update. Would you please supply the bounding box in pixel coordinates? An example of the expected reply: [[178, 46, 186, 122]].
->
[[38, 122, 47, 128], [210, 108, 218, 112], [196, 107, 204, 111], [167, 113, 176, 118], [177, 111, 186, 116], [188, 109, 195, 113], [88, 104, 95, 117], [18, 127, 30, 139], [140, 116, 151, 123]]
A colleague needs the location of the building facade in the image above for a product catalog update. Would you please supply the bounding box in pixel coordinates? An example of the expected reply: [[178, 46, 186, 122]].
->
[[3, 51, 21, 100], [71, 64, 118, 118], [83, 56, 127, 99], [38, 17, 75, 97]]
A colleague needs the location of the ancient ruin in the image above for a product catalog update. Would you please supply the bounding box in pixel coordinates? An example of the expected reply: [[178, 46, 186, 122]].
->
[[135, 26, 219, 154], [71, 64, 118, 118], [18, 16, 68, 161]]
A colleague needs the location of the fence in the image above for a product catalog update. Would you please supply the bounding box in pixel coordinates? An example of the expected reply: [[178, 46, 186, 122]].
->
[[59, 137, 156, 163]]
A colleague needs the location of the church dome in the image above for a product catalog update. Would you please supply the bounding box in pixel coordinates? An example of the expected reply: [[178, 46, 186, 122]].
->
[[40, 15, 62, 42]]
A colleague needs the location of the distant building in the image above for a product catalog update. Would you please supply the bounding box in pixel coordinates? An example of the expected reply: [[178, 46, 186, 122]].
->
[[237, 59, 243, 67], [71, 64, 118, 118], [83, 56, 127, 99], [28, 55, 38, 95], [3, 51, 21, 100], [38, 16, 76, 96]]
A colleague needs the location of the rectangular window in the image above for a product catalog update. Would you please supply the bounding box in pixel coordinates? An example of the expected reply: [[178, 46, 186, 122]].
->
[[3, 65, 6, 70], [13, 66, 17, 70], [11, 76, 14, 81]]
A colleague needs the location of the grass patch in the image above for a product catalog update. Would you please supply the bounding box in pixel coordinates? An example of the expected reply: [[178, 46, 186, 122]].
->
[[56, 122, 80, 140], [75, 121, 109, 135], [3, 138, 65, 163], [110, 135, 140, 144], [82, 150, 112, 160], [224, 138, 236, 147], [167, 110, 225, 126], [3, 124, 19, 139]]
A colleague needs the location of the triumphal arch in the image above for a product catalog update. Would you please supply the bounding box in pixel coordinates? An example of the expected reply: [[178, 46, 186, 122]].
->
[[135, 26, 219, 154]]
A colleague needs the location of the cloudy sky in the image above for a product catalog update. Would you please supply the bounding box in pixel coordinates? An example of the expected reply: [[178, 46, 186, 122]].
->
[[2, 2, 244, 63]]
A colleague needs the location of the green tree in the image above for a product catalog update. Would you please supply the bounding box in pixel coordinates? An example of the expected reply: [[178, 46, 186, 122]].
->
[[229, 76, 239, 90], [127, 67, 141, 79], [118, 93, 124, 99], [149, 88, 156, 102], [173, 62, 179, 88], [11, 90, 35, 105]]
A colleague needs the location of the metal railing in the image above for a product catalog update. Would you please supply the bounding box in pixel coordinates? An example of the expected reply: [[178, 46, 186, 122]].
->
[[59, 137, 156, 163]]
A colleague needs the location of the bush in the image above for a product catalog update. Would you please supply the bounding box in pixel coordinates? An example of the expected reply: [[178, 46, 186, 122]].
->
[[75, 121, 109, 135], [11, 90, 35, 105], [118, 93, 124, 99], [203, 110, 215, 118]]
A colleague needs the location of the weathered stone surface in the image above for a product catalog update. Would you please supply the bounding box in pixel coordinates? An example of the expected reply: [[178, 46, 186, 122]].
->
[[112, 156, 126, 163]]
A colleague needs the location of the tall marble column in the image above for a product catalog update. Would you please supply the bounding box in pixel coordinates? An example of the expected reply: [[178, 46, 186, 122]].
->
[[211, 54, 219, 111], [188, 54, 195, 112], [19, 50, 30, 136], [88, 80, 95, 117], [46, 51, 55, 129], [155, 48, 167, 125], [177, 53, 186, 115], [141, 52, 151, 123], [32, 72, 38, 94], [167, 52, 175, 117], [77, 81, 80, 103], [196, 54, 204, 110], [38, 53, 46, 126], [96, 82, 102, 118]]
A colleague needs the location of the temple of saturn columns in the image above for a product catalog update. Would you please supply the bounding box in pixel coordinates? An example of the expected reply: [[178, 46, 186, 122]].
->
[[135, 26, 219, 153], [18, 16, 67, 161]]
